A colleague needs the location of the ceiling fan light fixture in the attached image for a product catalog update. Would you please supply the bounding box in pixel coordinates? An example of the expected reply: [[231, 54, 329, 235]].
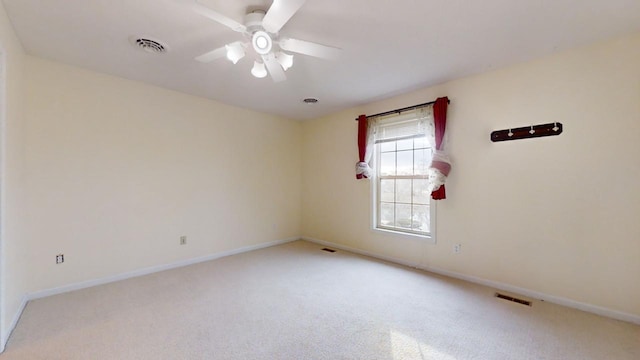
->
[[276, 51, 294, 71], [225, 42, 245, 64], [193, 2, 342, 84], [251, 61, 268, 78], [252, 31, 273, 55]]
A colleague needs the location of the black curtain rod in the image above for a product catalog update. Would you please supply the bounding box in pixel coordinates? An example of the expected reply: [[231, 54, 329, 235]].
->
[[354, 99, 450, 121]]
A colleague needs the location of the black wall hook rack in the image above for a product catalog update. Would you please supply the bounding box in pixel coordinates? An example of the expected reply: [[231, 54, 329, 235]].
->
[[491, 122, 563, 142]]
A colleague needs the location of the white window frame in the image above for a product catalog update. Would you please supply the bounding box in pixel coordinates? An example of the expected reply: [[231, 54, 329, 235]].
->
[[370, 112, 436, 242]]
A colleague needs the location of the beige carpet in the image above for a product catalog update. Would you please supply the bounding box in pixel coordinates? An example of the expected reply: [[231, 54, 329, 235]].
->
[[2, 240, 639, 359]]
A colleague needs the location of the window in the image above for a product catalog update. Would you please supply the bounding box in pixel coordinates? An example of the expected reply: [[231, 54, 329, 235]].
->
[[373, 109, 435, 238]]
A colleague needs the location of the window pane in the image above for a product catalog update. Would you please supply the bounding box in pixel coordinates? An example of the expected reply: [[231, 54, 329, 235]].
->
[[413, 205, 430, 232], [380, 179, 395, 202], [413, 179, 430, 205], [395, 204, 412, 229], [396, 179, 412, 203], [380, 141, 395, 152], [396, 150, 413, 175], [375, 121, 434, 236], [414, 148, 431, 175], [397, 138, 413, 151], [380, 152, 396, 176], [380, 202, 394, 227], [414, 136, 428, 149]]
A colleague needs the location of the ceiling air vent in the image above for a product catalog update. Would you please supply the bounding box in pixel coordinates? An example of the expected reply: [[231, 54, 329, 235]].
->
[[130, 36, 168, 54]]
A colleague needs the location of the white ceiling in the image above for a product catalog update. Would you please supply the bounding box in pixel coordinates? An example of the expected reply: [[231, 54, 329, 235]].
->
[[3, 0, 640, 120]]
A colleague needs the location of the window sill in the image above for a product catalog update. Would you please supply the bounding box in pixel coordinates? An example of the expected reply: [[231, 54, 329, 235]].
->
[[372, 227, 436, 244]]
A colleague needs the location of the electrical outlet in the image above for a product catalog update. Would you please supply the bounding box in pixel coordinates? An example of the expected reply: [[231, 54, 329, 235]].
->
[[180, 236, 187, 245], [56, 254, 64, 264], [453, 244, 462, 254]]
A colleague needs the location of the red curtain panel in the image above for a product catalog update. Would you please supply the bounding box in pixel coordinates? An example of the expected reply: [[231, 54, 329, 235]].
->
[[431, 97, 449, 200], [356, 114, 368, 179]]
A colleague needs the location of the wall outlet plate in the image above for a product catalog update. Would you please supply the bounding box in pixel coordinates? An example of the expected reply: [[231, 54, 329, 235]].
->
[[453, 244, 462, 254], [56, 254, 64, 264], [180, 236, 187, 245]]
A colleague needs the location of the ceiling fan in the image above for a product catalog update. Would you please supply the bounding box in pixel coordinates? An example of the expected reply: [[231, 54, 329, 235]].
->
[[192, 0, 341, 82]]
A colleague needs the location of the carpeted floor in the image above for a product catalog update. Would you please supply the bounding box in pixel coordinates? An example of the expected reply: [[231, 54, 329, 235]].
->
[[2, 240, 639, 359]]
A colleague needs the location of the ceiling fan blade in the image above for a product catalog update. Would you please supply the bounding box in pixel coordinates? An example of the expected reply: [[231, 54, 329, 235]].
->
[[262, 53, 287, 82], [262, 0, 307, 34], [195, 45, 227, 63], [193, 1, 247, 33], [279, 37, 341, 60]]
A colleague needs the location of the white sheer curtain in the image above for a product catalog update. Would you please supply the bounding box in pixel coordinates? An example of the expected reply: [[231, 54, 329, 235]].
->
[[363, 106, 435, 177]]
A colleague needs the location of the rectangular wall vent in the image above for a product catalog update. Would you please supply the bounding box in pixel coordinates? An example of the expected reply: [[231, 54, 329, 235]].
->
[[321, 248, 336, 253], [495, 292, 532, 307]]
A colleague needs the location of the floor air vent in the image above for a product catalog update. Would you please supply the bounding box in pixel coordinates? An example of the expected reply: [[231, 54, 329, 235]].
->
[[495, 292, 532, 307], [321, 248, 336, 253]]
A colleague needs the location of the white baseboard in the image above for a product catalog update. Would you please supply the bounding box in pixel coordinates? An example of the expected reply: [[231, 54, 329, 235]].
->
[[302, 236, 640, 325], [1, 295, 28, 352], [28, 237, 299, 301]]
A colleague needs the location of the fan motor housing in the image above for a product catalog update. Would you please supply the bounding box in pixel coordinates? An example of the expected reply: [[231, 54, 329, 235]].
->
[[245, 10, 266, 33]]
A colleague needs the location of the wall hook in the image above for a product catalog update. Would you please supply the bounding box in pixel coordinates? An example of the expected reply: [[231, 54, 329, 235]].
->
[[490, 122, 563, 142]]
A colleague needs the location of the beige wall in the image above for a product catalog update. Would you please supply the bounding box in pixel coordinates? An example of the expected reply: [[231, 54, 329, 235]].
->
[[302, 33, 640, 316], [22, 56, 302, 293], [0, 0, 27, 347]]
